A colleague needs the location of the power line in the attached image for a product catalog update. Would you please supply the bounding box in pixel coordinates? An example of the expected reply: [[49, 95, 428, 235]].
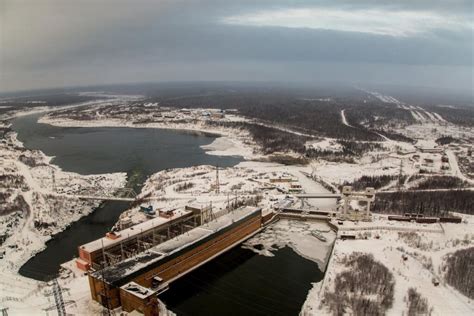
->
[[52, 278, 66, 316]]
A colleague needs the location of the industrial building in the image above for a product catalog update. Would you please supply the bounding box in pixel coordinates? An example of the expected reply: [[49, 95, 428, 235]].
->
[[76, 205, 211, 271], [85, 206, 263, 315]]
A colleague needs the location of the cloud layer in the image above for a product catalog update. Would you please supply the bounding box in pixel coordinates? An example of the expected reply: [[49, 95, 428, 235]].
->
[[223, 7, 473, 37], [1, 0, 472, 94]]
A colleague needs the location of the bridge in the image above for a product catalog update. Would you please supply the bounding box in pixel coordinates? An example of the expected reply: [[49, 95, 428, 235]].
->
[[294, 193, 341, 199], [53, 187, 474, 203], [294, 187, 474, 198], [55, 193, 184, 202], [50, 188, 143, 202]]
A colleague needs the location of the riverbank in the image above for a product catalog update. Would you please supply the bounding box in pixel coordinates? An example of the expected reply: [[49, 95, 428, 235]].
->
[[0, 129, 127, 268], [0, 128, 127, 313]]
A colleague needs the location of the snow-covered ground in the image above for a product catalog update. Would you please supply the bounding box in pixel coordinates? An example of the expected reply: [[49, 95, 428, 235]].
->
[[309, 214, 474, 316], [0, 106, 128, 315]]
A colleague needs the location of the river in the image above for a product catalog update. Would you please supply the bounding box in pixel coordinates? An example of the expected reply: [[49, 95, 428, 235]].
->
[[12, 113, 242, 280], [11, 113, 325, 315]]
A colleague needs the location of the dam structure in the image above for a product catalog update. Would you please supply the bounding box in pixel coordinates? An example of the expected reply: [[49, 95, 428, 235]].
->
[[85, 206, 263, 315]]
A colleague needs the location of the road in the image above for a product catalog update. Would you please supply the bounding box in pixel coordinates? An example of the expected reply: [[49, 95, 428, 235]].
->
[[446, 149, 474, 185], [340, 109, 353, 127]]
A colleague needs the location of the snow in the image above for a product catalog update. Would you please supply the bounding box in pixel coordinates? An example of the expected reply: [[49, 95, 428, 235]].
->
[[340, 109, 353, 127], [306, 138, 343, 153], [0, 122, 127, 314], [1, 94, 472, 315], [200, 135, 254, 158], [81, 209, 192, 253], [366, 91, 451, 125], [310, 215, 474, 316], [244, 219, 336, 271]]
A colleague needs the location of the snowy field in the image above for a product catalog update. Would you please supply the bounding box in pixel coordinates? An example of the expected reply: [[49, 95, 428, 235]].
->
[[311, 214, 474, 316]]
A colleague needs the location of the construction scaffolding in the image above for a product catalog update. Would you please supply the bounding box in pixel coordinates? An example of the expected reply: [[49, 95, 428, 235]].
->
[[94, 213, 201, 269]]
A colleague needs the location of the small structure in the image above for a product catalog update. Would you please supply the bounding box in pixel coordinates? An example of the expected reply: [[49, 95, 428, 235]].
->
[[340, 186, 375, 221], [120, 282, 159, 315]]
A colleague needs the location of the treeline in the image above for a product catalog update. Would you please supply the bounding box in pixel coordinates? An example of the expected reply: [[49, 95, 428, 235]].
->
[[0, 193, 29, 216], [229, 195, 263, 210], [344, 102, 416, 129], [206, 121, 309, 154], [2, 94, 101, 108], [0, 175, 29, 190], [0, 126, 11, 140], [156, 91, 383, 141], [373, 190, 474, 216], [174, 182, 194, 192], [458, 156, 474, 177], [423, 105, 474, 127], [343, 175, 398, 191], [435, 136, 458, 145], [372, 129, 414, 143], [305, 141, 385, 162], [444, 247, 474, 299], [407, 288, 431, 316], [207, 121, 385, 161], [338, 140, 385, 156], [305, 148, 356, 163], [323, 253, 395, 316], [412, 176, 469, 190]]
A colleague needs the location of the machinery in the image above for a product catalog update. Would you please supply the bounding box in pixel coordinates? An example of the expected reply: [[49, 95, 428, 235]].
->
[[140, 205, 155, 216]]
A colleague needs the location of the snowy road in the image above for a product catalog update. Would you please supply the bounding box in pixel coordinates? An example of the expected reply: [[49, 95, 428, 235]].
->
[[340, 109, 353, 127], [446, 149, 474, 185]]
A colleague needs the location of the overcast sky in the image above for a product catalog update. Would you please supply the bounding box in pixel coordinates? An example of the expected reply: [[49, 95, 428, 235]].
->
[[1, 0, 473, 94]]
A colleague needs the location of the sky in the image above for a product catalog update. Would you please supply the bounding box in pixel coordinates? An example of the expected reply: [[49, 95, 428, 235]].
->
[[0, 0, 473, 94]]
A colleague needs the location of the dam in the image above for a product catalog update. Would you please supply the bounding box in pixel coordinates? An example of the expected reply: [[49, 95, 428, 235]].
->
[[85, 207, 264, 315]]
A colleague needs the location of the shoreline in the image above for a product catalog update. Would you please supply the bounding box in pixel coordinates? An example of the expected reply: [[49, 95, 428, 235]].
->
[[38, 115, 260, 160], [0, 130, 127, 272]]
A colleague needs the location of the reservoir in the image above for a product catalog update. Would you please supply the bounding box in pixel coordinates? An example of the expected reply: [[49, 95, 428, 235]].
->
[[11, 113, 325, 315], [12, 113, 242, 280]]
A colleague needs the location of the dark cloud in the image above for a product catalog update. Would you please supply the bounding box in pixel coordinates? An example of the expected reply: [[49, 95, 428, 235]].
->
[[1, 0, 472, 93]]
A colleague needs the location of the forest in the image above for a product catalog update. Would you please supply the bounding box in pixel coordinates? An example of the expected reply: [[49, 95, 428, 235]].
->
[[373, 190, 474, 216], [342, 175, 398, 191], [406, 288, 431, 316], [206, 121, 309, 154], [323, 253, 394, 316], [411, 176, 470, 190], [443, 247, 474, 299], [153, 89, 386, 141]]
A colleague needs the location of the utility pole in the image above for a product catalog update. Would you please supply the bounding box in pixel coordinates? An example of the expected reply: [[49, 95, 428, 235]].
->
[[398, 159, 403, 191], [100, 263, 112, 316], [51, 168, 56, 192], [215, 165, 220, 194]]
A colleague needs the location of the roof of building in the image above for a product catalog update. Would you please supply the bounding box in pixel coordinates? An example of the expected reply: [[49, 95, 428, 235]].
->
[[93, 206, 261, 286], [80, 209, 192, 253]]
